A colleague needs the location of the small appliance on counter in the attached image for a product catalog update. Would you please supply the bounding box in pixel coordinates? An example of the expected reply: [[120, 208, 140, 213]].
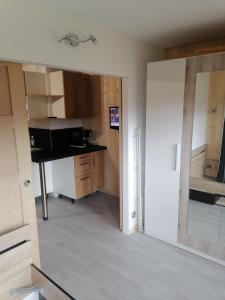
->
[[81, 129, 93, 146], [70, 129, 93, 148]]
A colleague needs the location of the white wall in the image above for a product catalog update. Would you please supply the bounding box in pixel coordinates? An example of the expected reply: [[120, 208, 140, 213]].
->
[[192, 72, 209, 150], [0, 0, 162, 233]]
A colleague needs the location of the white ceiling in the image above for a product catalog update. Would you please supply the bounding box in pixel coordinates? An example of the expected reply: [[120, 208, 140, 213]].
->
[[43, 0, 225, 47]]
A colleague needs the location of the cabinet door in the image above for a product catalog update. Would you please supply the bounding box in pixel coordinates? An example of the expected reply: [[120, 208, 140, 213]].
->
[[0, 62, 40, 265], [75, 174, 94, 198], [24, 71, 47, 96], [63, 71, 77, 118], [52, 157, 75, 199], [75, 156, 93, 177], [63, 71, 91, 118], [77, 73, 91, 118], [145, 59, 186, 243]]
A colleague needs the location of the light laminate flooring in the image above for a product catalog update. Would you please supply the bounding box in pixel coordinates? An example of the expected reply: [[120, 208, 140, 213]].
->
[[188, 199, 225, 247], [36, 193, 225, 300]]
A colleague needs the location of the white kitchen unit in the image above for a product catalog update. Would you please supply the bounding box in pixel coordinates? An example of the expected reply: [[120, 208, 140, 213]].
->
[[145, 58, 186, 243], [52, 157, 75, 199], [32, 162, 53, 197]]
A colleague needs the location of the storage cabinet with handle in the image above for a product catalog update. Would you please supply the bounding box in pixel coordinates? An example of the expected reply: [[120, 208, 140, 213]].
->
[[75, 151, 104, 199], [75, 153, 93, 177], [52, 151, 104, 201], [145, 58, 186, 243], [75, 173, 94, 199], [50, 70, 91, 119]]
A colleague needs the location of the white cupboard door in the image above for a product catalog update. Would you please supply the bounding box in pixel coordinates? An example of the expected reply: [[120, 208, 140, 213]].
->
[[52, 157, 75, 199], [145, 59, 186, 243], [32, 162, 53, 197]]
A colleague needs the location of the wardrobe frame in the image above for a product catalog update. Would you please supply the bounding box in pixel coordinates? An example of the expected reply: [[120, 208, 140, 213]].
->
[[179, 52, 225, 260]]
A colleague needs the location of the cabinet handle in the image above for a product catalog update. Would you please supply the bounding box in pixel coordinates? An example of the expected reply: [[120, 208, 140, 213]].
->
[[174, 144, 181, 172], [80, 162, 89, 166], [79, 155, 90, 160], [80, 176, 89, 181]]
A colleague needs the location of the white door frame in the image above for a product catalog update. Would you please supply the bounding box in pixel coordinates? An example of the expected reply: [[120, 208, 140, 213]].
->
[[0, 57, 129, 233]]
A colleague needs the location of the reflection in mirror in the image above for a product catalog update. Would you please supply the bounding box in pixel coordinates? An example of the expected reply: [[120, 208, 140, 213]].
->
[[188, 71, 225, 245]]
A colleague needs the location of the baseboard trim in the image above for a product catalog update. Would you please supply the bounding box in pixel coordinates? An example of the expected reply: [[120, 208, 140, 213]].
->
[[128, 224, 137, 235], [145, 230, 225, 267]]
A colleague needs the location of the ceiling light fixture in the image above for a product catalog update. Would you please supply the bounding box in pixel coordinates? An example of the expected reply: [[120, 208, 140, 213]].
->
[[58, 33, 98, 47]]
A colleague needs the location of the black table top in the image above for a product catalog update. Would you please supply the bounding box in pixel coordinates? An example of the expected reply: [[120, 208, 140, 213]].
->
[[31, 144, 107, 163]]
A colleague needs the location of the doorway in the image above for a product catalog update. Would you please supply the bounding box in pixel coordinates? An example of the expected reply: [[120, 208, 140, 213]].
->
[[24, 63, 124, 293], [0, 59, 127, 299]]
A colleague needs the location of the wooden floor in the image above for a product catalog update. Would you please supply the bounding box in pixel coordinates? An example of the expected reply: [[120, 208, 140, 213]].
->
[[36, 193, 225, 300]]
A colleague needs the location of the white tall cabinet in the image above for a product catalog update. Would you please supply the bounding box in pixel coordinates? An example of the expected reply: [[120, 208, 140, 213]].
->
[[145, 58, 186, 243]]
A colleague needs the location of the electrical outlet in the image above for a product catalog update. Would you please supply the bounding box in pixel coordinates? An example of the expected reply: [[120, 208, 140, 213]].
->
[[132, 211, 136, 219]]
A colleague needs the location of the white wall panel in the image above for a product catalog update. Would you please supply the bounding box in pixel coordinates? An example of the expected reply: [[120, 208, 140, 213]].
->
[[0, 0, 162, 233]]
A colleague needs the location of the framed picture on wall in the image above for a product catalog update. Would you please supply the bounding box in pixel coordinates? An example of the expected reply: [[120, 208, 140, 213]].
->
[[109, 106, 119, 130]]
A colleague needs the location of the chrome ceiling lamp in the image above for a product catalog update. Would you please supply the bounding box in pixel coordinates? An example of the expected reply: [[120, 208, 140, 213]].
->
[[58, 33, 98, 47]]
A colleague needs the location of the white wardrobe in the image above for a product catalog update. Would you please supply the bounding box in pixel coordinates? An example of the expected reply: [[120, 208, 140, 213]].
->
[[145, 58, 186, 243]]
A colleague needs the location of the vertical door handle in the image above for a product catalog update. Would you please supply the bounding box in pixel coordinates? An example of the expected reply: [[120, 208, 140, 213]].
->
[[174, 144, 181, 172]]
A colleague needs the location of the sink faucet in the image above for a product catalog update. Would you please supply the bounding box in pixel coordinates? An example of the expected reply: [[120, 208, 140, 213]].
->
[[10, 287, 43, 295]]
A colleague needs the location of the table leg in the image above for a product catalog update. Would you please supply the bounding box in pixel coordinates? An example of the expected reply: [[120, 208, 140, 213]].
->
[[39, 162, 48, 220]]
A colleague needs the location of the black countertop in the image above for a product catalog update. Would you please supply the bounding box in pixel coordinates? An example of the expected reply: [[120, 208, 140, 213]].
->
[[31, 144, 107, 163]]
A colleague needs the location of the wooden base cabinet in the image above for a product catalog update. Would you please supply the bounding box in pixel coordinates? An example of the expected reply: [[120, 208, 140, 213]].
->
[[75, 173, 94, 199], [52, 151, 104, 201], [75, 151, 104, 199]]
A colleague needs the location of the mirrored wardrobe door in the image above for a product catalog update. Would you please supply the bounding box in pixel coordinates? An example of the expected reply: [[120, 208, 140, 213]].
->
[[218, 110, 225, 247], [218, 180, 225, 248], [188, 70, 225, 246]]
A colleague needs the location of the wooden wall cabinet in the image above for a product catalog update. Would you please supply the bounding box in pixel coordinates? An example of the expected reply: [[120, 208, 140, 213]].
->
[[24, 71, 49, 96], [24, 68, 91, 120], [24, 68, 64, 120], [63, 71, 91, 119]]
